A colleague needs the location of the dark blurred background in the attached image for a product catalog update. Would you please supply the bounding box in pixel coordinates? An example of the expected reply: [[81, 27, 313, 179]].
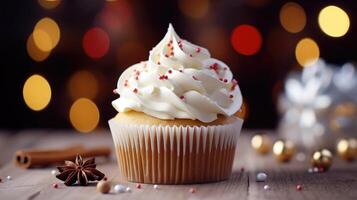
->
[[1, 0, 356, 131]]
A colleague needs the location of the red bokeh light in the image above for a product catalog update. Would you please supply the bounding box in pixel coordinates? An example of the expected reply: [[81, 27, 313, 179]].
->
[[82, 27, 110, 59], [231, 24, 262, 56]]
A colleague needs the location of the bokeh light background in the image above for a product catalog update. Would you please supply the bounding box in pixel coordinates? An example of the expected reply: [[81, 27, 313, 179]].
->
[[1, 0, 356, 132]]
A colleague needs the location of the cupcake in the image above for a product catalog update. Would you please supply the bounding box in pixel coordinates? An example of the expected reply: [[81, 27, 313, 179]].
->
[[109, 24, 243, 184]]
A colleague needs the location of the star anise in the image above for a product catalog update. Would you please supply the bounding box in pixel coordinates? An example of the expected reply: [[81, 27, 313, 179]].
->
[[56, 154, 105, 186]]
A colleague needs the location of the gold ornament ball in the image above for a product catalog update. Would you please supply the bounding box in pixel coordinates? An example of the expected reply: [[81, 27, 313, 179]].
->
[[251, 134, 272, 154], [311, 149, 333, 170], [337, 138, 357, 161], [273, 139, 295, 162], [97, 180, 111, 194]]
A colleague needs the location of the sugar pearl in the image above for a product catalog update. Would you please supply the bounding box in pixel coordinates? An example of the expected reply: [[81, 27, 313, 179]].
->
[[96, 181, 111, 194], [126, 187, 132, 192], [189, 188, 196, 193], [6, 176, 12, 180], [153, 184, 159, 189], [51, 170, 57, 176], [114, 184, 126, 193], [256, 172, 267, 182], [313, 167, 319, 173], [308, 168, 313, 173], [264, 185, 270, 190], [296, 184, 302, 191]]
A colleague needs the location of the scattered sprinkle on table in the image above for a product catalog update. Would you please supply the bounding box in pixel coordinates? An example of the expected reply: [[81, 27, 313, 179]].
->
[[51, 170, 57, 176], [189, 188, 196, 193], [256, 172, 267, 182], [126, 187, 132, 192], [114, 184, 126, 193], [296, 184, 302, 191], [6, 176, 12, 180], [52, 183, 58, 188], [153, 184, 159, 189], [264, 185, 270, 190], [136, 183, 141, 189]]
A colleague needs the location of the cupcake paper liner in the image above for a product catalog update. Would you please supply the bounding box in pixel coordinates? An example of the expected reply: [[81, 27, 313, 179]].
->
[[109, 117, 243, 184]]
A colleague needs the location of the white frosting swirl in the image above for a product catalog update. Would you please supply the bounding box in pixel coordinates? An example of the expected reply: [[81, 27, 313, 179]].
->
[[112, 24, 243, 123]]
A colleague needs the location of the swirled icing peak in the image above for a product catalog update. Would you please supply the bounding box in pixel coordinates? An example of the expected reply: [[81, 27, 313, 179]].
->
[[112, 24, 243, 123]]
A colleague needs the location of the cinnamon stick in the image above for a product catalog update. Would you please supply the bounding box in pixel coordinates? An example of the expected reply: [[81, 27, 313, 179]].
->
[[14, 145, 111, 169]]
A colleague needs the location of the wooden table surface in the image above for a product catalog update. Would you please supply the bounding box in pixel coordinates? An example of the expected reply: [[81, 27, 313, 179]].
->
[[0, 130, 356, 200]]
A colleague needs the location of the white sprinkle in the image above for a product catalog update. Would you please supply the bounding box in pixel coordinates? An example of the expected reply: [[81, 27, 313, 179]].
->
[[6, 176, 12, 180], [126, 187, 132, 192], [313, 167, 319, 173], [256, 172, 267, 182], [153, 184, 159, 189], [296, 152, 306, 162], [308, 168, 313, 173], [51, 170, 57, 176], [114, 184, 126, 193], [264, 185, 270, 190]]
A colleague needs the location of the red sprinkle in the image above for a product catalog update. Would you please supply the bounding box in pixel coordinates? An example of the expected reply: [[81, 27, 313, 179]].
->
[[53, 183, 58, 188], [318, 167, 325, 173], [103, 177, 108, 181], [229, 94, 234, 98], [180, 95, 184, 100], [170, 52, 174, 56], [169, 40, 173, 44], [240, 167, 245, 172], [192, 76, 198, 80], [189, 188, 196, 193], [159, 75, 168, 80], [196, 48, 201, 53], [219, 78, 223, 81], [165, 54, 169, 58], [179, 70, 183, 73], [136, 184, 141, 189], [189, 54, 193, 57], [124, 83, 128, 87], [133, 88, 138, 93], [223, 79, 228, 83], [210, 63, 219, 71], [112, 89, 117, 94], [296, 184, 302, 191], [168, 70, 172, 74], [179, 44, 183, 48], [157, 61, 161, 65]]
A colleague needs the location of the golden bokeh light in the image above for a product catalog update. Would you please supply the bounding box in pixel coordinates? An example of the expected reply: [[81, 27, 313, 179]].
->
[[295, 38, 320, 67], [27, 34, 50, 62], [280, 2, 306, 33], [38, 0, 61, 9], [70, 98, 100, 133], [318, 5, 350, 37], [178, 0, 209, 19], [33, 17, 60, 52], [68, 70, 99, 100], [23, 74, 52, 111]]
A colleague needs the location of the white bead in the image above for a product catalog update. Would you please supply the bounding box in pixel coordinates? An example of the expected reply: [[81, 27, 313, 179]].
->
[[51, 170, 57, 176], [256, 172, 267, 182], [126, 187, 131, 192], [6, 176, 12, 180], [114, 184, 126, 193], [153, 184, 159, 189], [264, 185, 270, 190], [313, 167, 319, 173], [308, 168, 313, 173]]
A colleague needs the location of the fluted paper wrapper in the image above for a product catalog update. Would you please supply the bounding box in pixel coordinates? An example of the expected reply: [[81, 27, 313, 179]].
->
[[109, 118, 243, 184]]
